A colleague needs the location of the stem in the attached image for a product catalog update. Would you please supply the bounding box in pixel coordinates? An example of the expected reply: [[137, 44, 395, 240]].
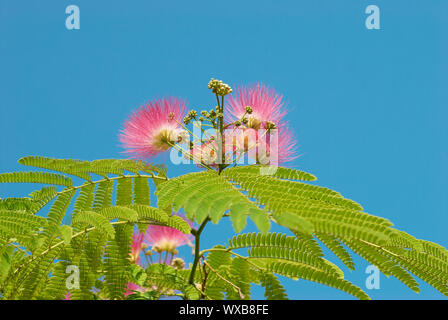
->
[[58, 174, 167, 196], [217, 94, 225, 174], [199, 247, 265, 271], [203, 260, 245, 299], [188, 218, 210, 285], [166, 141, 214, 171]]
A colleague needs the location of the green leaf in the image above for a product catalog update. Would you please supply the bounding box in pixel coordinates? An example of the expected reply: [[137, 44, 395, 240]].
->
[[274, 211, 314, 235], [58, 225, 73, 245], [73, 211, 115, 239]]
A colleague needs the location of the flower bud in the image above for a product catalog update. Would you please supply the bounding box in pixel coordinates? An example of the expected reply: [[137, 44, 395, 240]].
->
[[172, 258, 185, 269], [266, 121, 277, 130], [188, 110, 197, 118], [245, 106, 253, 114], [153, 245, 163, 253]]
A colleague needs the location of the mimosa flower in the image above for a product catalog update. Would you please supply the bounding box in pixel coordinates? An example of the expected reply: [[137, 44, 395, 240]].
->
[[130, 231, 145, 265], [226, 84, 298, 163], [63, 292, 71, 300], [144, 213, 193, 254], [259, 124, 299, 164], [120, 98, 187, 159], [226, 83, 287, 129], [124, 283, 146, 297], [229, 126, 298, 164], [190, 140, 219, 166]]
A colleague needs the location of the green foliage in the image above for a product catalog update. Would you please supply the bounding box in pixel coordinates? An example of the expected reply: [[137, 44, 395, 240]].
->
[[260, 272, 288, 300], [0, 157, 446, 300], [0, 157, 186, 300], [156, 170, 270, 233]]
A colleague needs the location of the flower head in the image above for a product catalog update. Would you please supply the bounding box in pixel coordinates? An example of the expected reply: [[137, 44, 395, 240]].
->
[[124, 283, 146, 297], [63, 292, 71, 300], [226, 83, 287, 130], [258, 123, 299, 164], [226, 84, 298, 163], [144, 213, 193, 254], [120, 98, 187, 159]]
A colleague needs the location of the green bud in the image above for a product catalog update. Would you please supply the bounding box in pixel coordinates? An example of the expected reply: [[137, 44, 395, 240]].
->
[[245, 106, 253, 114], [145, 250, 153, 256], [266, 121, 277, 130], [172, 258, 185, 269], [188, 110, 197, 118], [207, 78, 233, 96]]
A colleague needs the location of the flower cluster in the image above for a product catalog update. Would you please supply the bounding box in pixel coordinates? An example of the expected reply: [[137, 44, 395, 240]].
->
[[129, 212, 193, 267], [120, 79, 298, 167], [124, 212, 193, 297], [119, 97, 188, 159]]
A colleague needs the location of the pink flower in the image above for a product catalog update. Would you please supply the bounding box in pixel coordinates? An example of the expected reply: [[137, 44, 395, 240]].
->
[[190, 139, 220, 168], [63, 291, 71, 300], [124, 283, 146, 297], [231, 126, 298, 164], [144, 214, 193, 253], [130, 231, 145, 264], [120, 97, 187, 159], [226, 83, 287, 129], [226, 84, 298, 163], [259, 123, 299, 164]]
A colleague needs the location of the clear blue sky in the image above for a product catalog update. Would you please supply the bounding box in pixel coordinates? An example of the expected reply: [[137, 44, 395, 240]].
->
[[1, 0, 447, 299]]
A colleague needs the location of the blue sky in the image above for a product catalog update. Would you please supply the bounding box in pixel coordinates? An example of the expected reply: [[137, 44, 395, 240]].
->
[[0, 0, 447, 299]]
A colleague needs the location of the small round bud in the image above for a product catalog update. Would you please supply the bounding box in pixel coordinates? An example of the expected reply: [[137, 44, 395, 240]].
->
[[183, 116, 191, 125], [245, 106, 253, 114], [217, 113, 223, 118], [235, 120, 241, 127], [168, 112, 175, 120], [266, 121, 277, 130], [153, 245, 162, 253], [188, 110, 197, 118], [172, 258, 185, 269], [242, 117, 248, 124], [145, 250, 153, 256], [198, 116, 204, 122], [200, 110, 208, 117]]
